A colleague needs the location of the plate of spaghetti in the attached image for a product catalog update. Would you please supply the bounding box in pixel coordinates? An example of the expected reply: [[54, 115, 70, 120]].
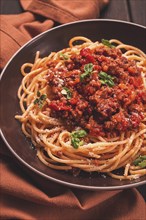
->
[[1, 19, 146, 190]]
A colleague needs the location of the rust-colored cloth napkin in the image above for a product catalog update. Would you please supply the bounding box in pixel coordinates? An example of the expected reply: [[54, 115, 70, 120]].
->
[[0, 1, 146, 219], [0, 0, 108, 69]]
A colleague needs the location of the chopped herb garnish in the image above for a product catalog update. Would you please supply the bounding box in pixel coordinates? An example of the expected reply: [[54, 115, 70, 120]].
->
[[40, 94, 47, 101], [37, 91, 41, 97], [101, 39, 115, 48], [84, 63, 93, 73], [80, 63, 93, 81], [34, 99, 39, 105], [59, 52, 69, 60], [99, 71, 115, 87], [71, 130, 87, 149], [34, 92, 47, 109], [71, 137, 83, 149], [61, 87, 72, 99], [133, 155, 146, 168], [80, 71, 90, 81], [72, 130, 87, 138]]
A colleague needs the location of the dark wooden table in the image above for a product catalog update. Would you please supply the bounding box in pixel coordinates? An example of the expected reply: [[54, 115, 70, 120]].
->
[[100, 0, 146, 26], [0, 0, 146, 200]]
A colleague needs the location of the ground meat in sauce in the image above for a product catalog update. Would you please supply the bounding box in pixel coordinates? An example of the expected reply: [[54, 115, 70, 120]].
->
[[47, 44, 145, 137]]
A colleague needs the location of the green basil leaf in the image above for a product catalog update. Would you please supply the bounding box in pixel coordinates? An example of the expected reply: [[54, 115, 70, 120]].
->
[[40, 94, 47, 100], [61, 89, 67, 96], [140, 156, 146, 160], [80, 72, 90, 81], [101, 39, 115, 48], [133, 155, 146, 167], [99, 79, 106, 85], [59, 52, 69, 60], [84, 63, 93, 73], [34, 92, 47, 108], [99, 71, 114, 80], [80, 63, 93, 81], [99, 71, 115, 87], [79, 140, 84, 146], [34, 98, 39, 105], [37, 91, 41, 97], [138, 160, 146, 168], [107, 79, 115, 87], [61, 87, 72, 99], [72, 130, 87, 138], [71, 138, 84, 149], [133, 158, 141, 166], [71, 137, 80, 149], [71, 130, 87, 149]]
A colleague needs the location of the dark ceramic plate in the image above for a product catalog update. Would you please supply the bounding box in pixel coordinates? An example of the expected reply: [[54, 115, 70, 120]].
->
[[1, 19, 146, 190]]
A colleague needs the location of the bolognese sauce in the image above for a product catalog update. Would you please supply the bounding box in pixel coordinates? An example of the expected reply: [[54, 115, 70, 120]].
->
[[15, 36, 146, 180], [47, 44, 145, 137]]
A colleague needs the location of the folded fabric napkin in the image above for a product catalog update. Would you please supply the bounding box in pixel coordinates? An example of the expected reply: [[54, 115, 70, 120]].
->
[[0, 1, 146, 219], [0, 0, 108, 69]]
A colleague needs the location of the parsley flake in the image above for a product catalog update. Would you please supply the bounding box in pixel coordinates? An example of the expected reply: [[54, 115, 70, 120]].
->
[[133, 155, 146, 168], [80, 63, 93, 81], [61, 87, 72, 99], [59, 52, 69, 60], [101, 39, 115, 48], [71, 130, 87, 149], [99, 71, 115, 87], [34, 92, 47, 109]]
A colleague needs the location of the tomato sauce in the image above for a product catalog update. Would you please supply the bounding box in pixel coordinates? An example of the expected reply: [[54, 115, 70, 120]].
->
[[47, 45, 145, 136]]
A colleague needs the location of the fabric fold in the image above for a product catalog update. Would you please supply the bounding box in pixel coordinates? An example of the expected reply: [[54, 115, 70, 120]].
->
[[20, 0, 108, 23], [0, 147, 146, 220], [0, 0, 109, 69]]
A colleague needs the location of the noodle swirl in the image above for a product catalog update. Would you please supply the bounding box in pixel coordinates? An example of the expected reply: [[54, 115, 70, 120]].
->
[[15, 37, 146, 180]]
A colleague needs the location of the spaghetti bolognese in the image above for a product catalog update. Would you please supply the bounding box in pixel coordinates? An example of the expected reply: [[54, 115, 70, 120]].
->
[[15, 36, 146, 180]]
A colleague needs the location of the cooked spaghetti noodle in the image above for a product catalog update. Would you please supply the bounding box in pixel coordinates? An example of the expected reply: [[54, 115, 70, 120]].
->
[[15, 36, 146, 180]]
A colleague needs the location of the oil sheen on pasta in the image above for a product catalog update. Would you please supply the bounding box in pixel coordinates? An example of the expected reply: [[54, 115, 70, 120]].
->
[[15, 36, 146, 180]]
